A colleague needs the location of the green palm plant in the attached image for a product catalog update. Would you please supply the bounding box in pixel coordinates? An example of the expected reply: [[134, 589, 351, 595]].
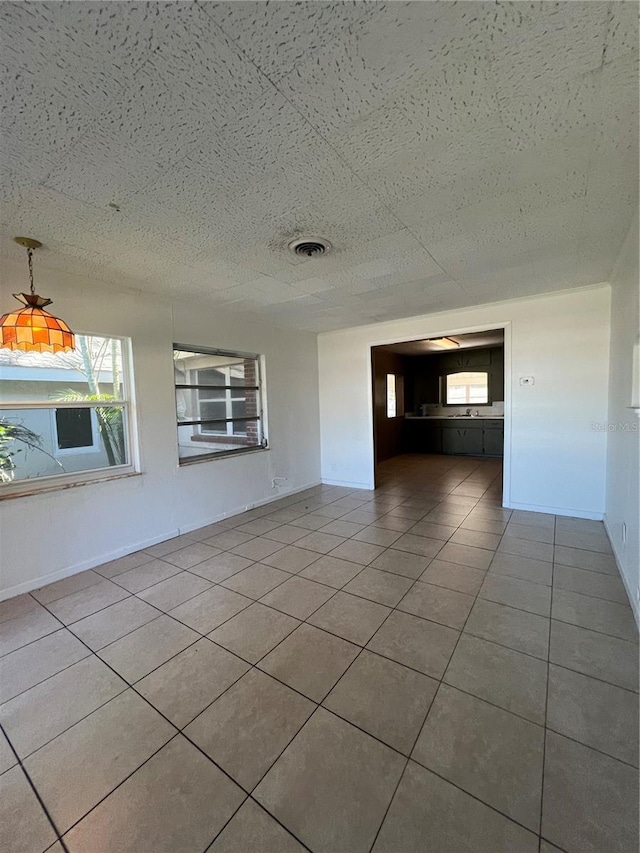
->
[[0, 418, 64, 482]]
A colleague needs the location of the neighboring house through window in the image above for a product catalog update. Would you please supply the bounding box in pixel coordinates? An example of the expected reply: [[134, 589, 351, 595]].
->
[[0, 334, 136, 495], [173, 345, 266, 463]]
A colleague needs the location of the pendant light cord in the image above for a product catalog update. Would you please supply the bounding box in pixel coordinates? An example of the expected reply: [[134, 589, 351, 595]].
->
[[27, 247, 35, 295]]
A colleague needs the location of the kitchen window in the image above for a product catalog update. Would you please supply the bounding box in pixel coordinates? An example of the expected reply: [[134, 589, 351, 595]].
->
[[445, 371, 490, 405], [386, 373, 404, 418], [0, 334, 136, 497], [173, 345, 266, 463]]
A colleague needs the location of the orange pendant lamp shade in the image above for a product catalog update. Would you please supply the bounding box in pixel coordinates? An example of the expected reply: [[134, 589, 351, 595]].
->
[[0, 237, 75, 353]]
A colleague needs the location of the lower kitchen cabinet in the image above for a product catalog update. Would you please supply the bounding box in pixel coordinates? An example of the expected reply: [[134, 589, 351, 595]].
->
[[442, 426, 483, 455], [405, 418, 503, 457]]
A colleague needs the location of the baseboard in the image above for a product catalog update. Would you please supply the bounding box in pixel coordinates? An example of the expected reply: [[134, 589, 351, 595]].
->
[[603, 515, 640, 629], [321, 478, 374, 490], [503, 500, 604, 521], [0, 529, 181, 603], [0, 480, 323, 603]]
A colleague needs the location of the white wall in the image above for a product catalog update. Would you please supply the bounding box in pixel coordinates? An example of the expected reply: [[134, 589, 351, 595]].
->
[[605, 214, 640, 623], [318, 286, 611, 518], [0, 264, 321, 599]]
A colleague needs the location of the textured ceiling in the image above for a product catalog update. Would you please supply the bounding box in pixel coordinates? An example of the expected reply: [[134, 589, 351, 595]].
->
[[1, 1, 638, 332]]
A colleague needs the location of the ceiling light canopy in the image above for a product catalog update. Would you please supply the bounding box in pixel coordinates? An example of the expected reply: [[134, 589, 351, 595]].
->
[[0, 237, 75, 353], [428, 337, 460, 350]]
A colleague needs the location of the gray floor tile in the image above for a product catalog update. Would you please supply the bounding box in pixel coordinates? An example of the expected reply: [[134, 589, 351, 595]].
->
[[551, 587, 638, 641], [413, 684, 544, 831], [553, 545, 617, 575], [409, 521, 457, 541], [510, 510, 554, 528], [112, 559, 181, 593], [25, 690, 174, 834], [450, 527, 502, 550], [221, 564, 291, 599], [420, 559, 486, 595], [0, 655, 127, 758], [258, 624, 359, 702], [160, 542, 221, 569], [143, 534, 203, 559], [370, 548, 431, 579], [504, 522, 554, 544], [320, 519, 367, 538], [260, 575, 336, 619], [0, 607, 61, 657], [308, 591, 390, 645], [63, 736, 244, 853], [367, 610, 459, 679], [343, 567, 414, 606], [479, 573, 551, 616], [208, 603, 299, 663], [291, 530, 347, 554], [324, 650, 437, 754], [398, 581, 474, 630], [67, 596, 159, 650], [553, 564, 628, 604], [547, 664, 639, 767], [208, 798, 306, 853], [489, 551, 552, 585], [98, 615, 198, 683], [31, 570, 104, 604], [549, 620, 639, 692], [460, 515, 507, 535], [262, 524, 309, 545], [351, 526, 402, 547], [231, 538, 285, 562], [236, 518, 284, 535], [328, 539, 386, 565], [254, 708, 405, 853], [186, 669, 314, 790], [542, 731, 639, 853], [555, 517, 606, 535], [0, 629, 90, 704], [0, 593, 43, 625], [168, 586, 252, 634], [444, 634, 548, 724], [299, 555, 364, 588], [464, 598, 550, 659], [555, 530, 613, 554], [137, 572, 212, 612], [260, 545, 321, 573], [372, 761, 538, 853], [391, 533, 444, 559], [136, 638, 249, 728], [467, 506, 512, 522], [498, 536, 553, 562], [437, 542, 494, 570], [45, 579, 130, 625], [0, 732, 16, 774], [373, 514, 417, 532], [203, 530, 256, 550], [291, 513, 336, 531], [0, 765, 58, 853], [188, 552, 253, 583]]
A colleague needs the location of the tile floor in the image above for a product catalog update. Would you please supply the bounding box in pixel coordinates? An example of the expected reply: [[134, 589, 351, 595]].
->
[[1, 454, 638, 853]]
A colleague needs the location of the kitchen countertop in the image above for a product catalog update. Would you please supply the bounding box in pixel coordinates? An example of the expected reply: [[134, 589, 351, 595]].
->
[[405, 415, 504, 420]]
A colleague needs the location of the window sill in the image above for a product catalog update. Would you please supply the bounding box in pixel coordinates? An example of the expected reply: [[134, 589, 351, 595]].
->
[[0, 469, 141, 501], [179, 445, 269, 466]]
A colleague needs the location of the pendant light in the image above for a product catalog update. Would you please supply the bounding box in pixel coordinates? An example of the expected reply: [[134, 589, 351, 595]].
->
[[0, 237, 75, 353]]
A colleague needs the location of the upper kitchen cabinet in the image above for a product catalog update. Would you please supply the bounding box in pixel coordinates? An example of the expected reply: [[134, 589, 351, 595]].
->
[[439, 348, 492, 371]]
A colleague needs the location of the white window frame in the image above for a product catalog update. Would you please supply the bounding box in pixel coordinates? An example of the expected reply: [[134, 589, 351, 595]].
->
[[174, 344, 267, 465], [444, 371, 490, 405], [0, 334, 139, 499]]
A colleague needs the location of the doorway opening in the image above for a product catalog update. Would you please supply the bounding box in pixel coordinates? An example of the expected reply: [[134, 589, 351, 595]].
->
[[371, 328, 506, 488]]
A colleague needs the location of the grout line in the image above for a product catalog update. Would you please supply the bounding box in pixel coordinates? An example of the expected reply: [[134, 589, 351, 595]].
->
[[0, 722, 72, 853]]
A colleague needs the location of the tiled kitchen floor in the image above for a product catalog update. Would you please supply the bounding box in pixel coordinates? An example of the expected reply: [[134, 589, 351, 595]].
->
[[1, 454, 638, 853]]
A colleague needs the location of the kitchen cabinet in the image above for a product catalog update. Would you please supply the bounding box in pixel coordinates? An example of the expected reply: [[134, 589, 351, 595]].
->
[[406, 417, 503, 457], [440, 349, 492, 371]]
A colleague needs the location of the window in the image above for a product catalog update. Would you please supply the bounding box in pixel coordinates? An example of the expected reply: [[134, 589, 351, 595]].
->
[[445, 371, 490, 405], [386, 373, 404, 418], [0, 334, 136, 496], [386, 374, 396, 418], [173, 346, 266, 463]]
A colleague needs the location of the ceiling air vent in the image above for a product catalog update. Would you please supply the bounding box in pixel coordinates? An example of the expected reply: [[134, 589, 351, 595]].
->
[[288, 237, 331, 258]]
